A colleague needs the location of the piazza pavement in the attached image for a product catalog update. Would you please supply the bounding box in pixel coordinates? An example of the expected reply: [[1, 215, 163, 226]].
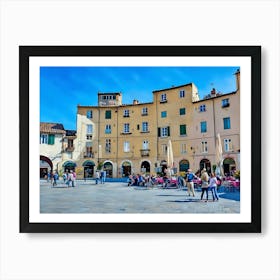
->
[[40, 179, 240, 214]]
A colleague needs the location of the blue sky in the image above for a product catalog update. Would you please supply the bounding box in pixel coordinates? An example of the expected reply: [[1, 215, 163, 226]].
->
[[40, 66, 238, 130]]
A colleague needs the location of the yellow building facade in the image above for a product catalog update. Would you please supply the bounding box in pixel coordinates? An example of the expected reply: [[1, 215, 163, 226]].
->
[[73, 70, 240, 179]]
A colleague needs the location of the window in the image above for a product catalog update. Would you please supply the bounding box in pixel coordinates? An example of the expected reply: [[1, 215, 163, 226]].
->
[[200, 121, 207, 133], [179, 90, 185, 98], [161, 127, 170, 137], [143, 140, 149, 150], [160, 93, 167, 102], [202, 141, 208, 153], [40, 134, 48, 144], [199, 105, 206, 112], [86, 125, 93, 139], [223, 117, 231, 129], [142, 107, 148, 115], [180, 124, 187, 136], [179, 108, 186, 115], [142, 122, 149, 132], [224, 139, 232, 152], [123, 123, 130, 133], [105, 139, 111, 153], [124, 141, 130, 152], [181, 143, 187, 154], [105, 110, 111, 119], [123, 109, 130, 117], [87, 124, 93, 134], [162, 144, 168, 155], [105, 124, 111, 134], [161, 111, 167, 118], [86, 110, 92, 119], [222, 98, 230, 108], [85, 142, 93, 158]]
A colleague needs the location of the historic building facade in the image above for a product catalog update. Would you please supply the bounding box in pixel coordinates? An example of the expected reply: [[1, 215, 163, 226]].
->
[[71, 69, 240, 179]]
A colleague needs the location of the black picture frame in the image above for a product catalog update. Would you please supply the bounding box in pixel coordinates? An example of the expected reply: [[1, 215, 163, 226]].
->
[[20, 46, 261, 233]]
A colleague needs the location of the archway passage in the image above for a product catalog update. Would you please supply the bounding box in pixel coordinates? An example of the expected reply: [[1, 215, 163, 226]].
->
[[179, 159, 190, 172], [63, 161, 76, 172], [223, 158, 236, 176], [83, 160, 95, 178], [40, 155, 53, 178], [200, 158, 211, 174], [103, 162, 113, 178], [141, 161, 150, 173], [122, 161, 131, 177]]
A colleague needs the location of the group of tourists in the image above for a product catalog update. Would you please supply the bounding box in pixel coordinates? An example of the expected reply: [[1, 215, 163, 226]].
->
[[46, 170, 77, 187], [94, 170, 107, 184]]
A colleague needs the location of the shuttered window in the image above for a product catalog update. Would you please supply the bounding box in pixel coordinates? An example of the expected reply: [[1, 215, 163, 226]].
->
[[48, 134, 55, 145], [180, 125, 186, 136]]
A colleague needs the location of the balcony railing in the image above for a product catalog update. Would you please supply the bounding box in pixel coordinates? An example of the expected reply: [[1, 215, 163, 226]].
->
[[84, 152, 94, 158], [140, 149, 150, 157]]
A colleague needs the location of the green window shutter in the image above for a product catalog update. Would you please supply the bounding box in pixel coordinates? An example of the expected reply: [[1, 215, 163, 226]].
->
[[167, 126, 170, 136], [48, 134, 55, 145], [179, 108, 185, 115], [105, 110, 111, 119], [158, 127, 161, 137], [180, 125, 186, 135]]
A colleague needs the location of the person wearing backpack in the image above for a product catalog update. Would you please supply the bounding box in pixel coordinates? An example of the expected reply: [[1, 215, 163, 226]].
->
[[185, 168, 196, 197]]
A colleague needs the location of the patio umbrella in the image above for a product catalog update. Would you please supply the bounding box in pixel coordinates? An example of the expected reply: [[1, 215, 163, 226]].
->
[[167, 140, 174, 176], [215, 133, 224, 176]]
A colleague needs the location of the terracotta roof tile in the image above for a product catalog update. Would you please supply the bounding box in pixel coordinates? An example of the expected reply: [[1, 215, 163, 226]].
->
[[40, 122, 65, 134]]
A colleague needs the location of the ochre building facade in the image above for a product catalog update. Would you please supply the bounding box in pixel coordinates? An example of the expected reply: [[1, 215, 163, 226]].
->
[[68, 70, 240, 179]]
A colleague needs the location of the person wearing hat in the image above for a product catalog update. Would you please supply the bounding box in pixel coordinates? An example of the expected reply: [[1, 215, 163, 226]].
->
[[185, 168, 196, 197], [200, 168, 210, 201]]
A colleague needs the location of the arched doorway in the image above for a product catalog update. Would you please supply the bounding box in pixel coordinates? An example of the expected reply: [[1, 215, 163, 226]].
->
[[40, 155, 53, 178], [179, 159, 190, 172], [103, 161, 113, 178], [223, 158, 236, 176], [200, 158, 211, 174], [83, 160, 95, 179], [63, 161, 76, 172], [122, 161, 131, 177], [141, 161, 150, 173]]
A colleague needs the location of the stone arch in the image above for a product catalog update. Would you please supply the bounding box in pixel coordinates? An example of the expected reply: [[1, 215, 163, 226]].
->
[[40, 155, 53, 178]]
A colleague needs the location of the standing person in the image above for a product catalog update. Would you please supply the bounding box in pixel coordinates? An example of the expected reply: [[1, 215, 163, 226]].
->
[[63, 172, 67, 183], [50, 171, 54, 186], [53, 171, 58, 187], [95, 170, 100, 184], [208, 173, 219, 201], [200, 168, 209, 202], [101, 170, 106, 184], [185, 168, 196, 197], [68, 170, 75, 187]]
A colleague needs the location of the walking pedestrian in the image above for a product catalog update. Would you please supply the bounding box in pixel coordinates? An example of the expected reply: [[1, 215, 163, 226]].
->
[[208, 173, 219, 201], [95, 170, 100, 184], [185, 168, 196, 197], [200, 168, 209, 201]]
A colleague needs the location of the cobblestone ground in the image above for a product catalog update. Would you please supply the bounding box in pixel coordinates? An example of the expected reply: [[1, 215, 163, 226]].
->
[[40, 180, 240, 214]]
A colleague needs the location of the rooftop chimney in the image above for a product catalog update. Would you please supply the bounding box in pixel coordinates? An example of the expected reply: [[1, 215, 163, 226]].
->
[[133, 99, 139, 105]]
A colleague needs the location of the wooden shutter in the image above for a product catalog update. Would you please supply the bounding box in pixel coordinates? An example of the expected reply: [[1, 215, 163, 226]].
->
[[158, 127, 161, 137], [48, 134, 55, 145]]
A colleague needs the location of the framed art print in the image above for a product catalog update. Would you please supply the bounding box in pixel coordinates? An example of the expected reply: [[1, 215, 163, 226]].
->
[[19, 46, 261, 233]]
